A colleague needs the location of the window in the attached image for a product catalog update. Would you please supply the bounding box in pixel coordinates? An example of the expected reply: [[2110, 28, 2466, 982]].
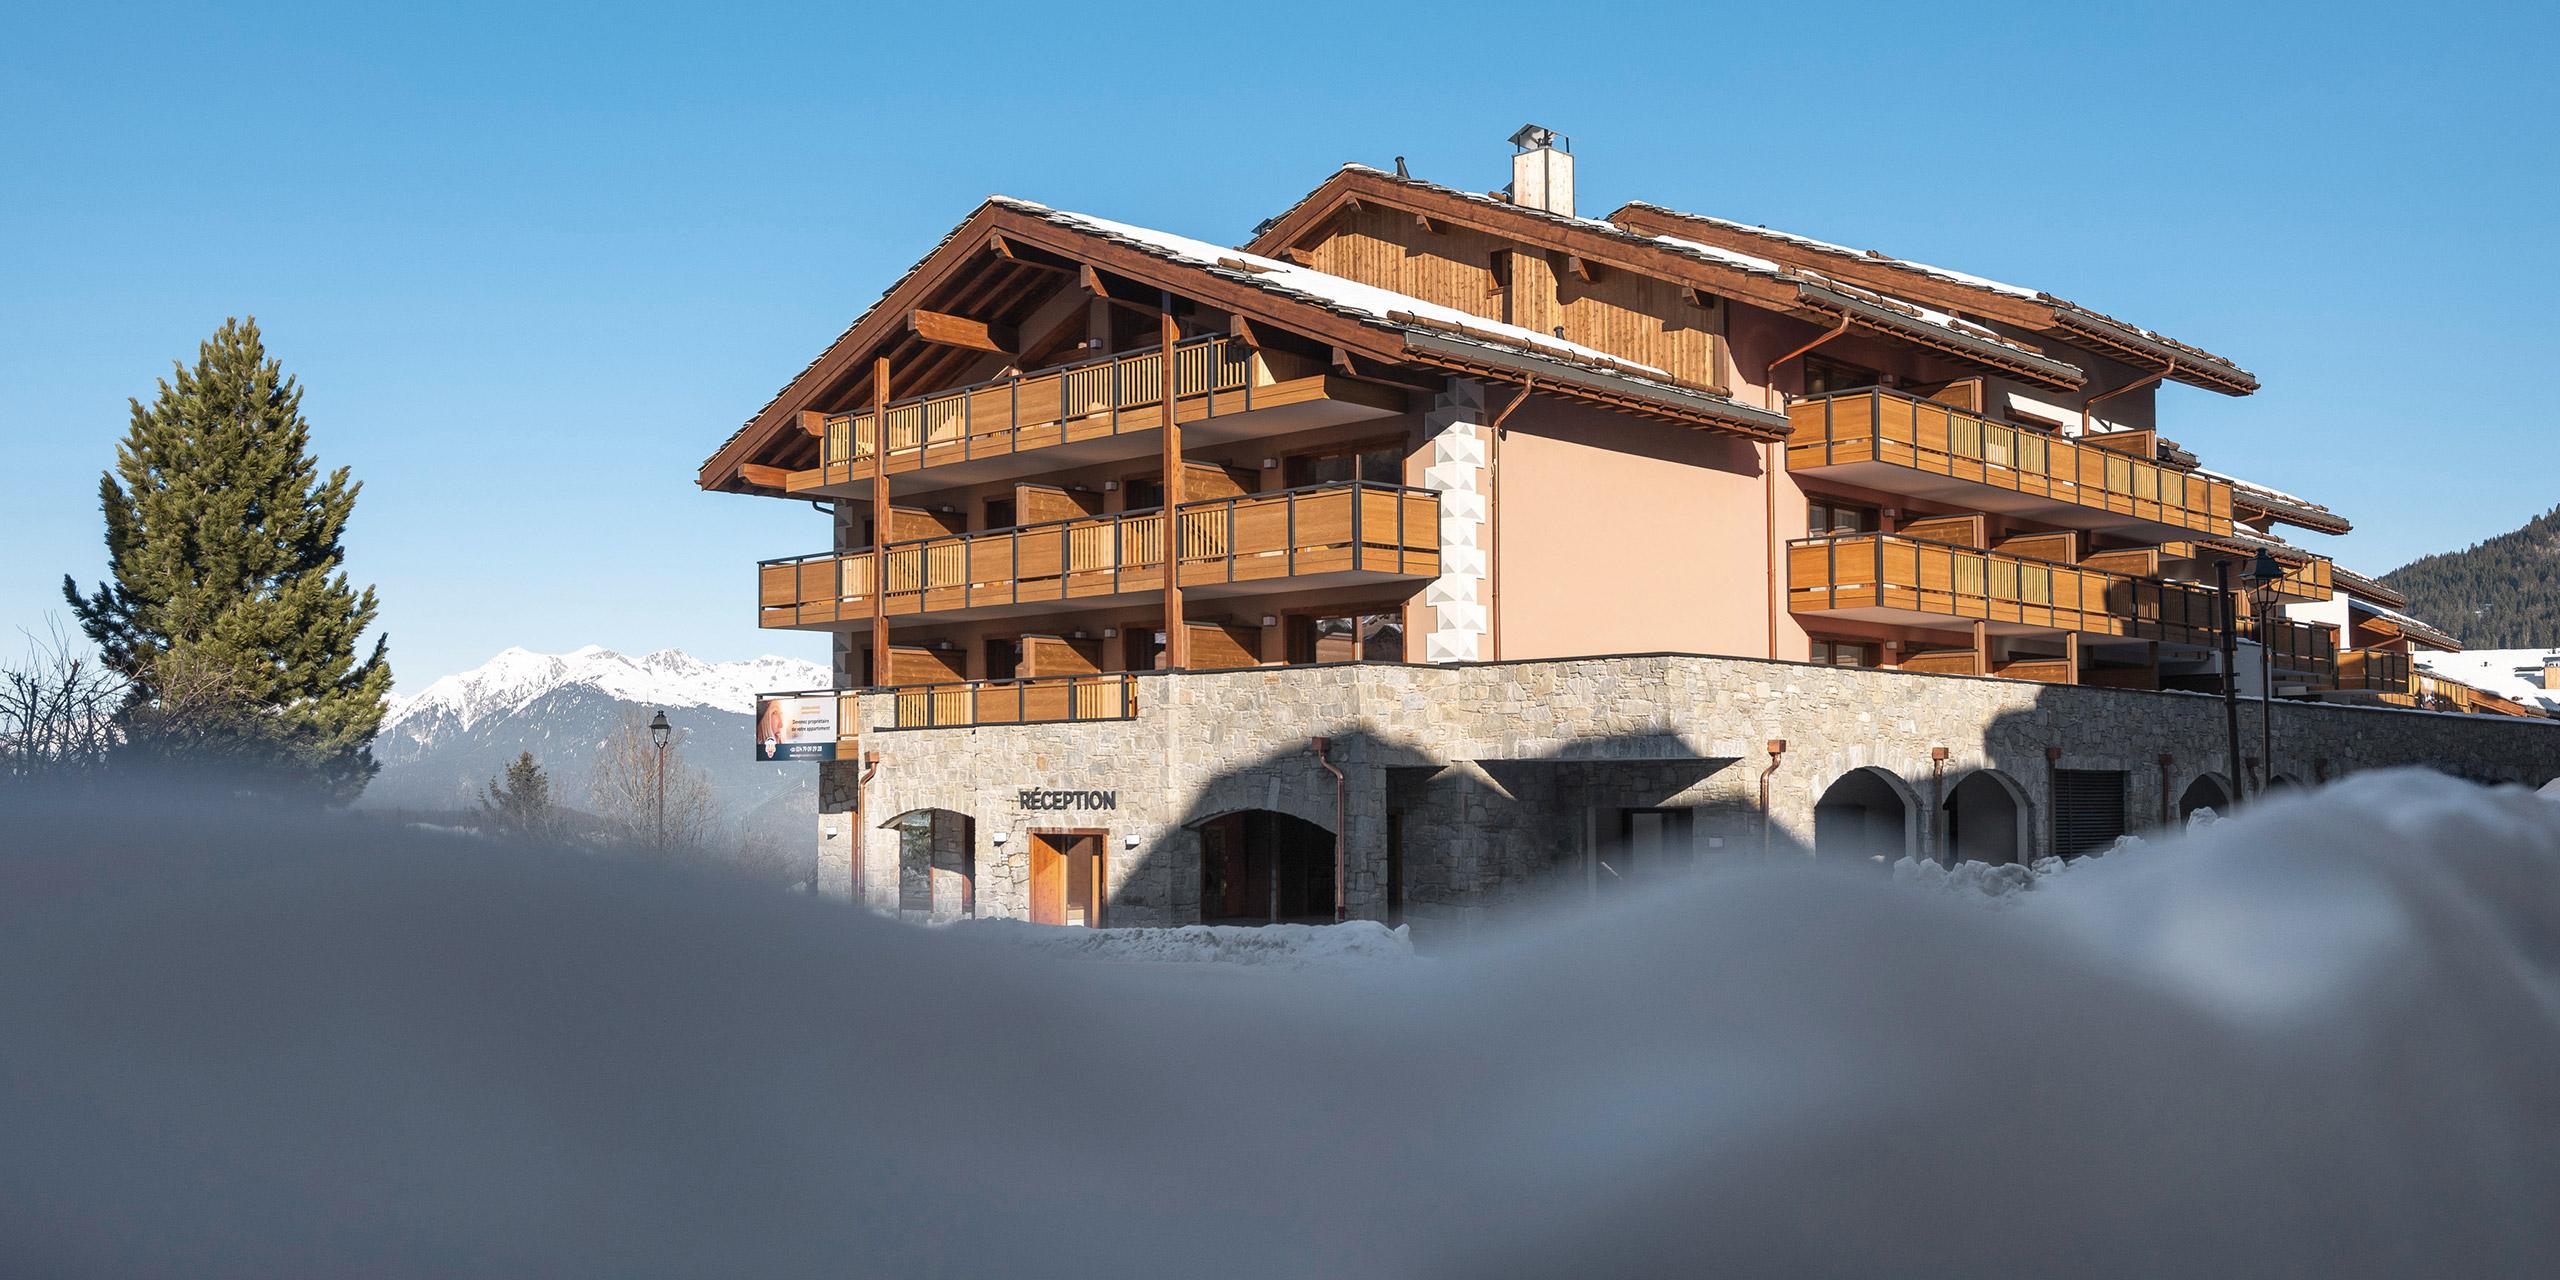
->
[[1122, 475, 1164, 511], [1286, 442, 1404, 488], [984, 637, 1020, 682], [1289, 611, 1405, 663], [983, 497, 1017, 531], [1802, 354, 1882, 395], [1807, 501, 1880, 535], [1127, 627, 1165, 672], [2053, 770, 2127, 857], [1808, 638, 1882, 668]]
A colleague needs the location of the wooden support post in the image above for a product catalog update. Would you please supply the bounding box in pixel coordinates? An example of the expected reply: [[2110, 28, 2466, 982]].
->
[[1159, 298, 1187, 669], [1972, 620, 1991, 676], [2065, 632, 2082, 685], [869, 356, 891, 689]]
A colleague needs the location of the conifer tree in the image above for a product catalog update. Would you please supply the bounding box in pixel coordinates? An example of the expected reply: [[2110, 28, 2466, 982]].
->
[[63, 317, 392, 799], [480, 751, 556, 834]]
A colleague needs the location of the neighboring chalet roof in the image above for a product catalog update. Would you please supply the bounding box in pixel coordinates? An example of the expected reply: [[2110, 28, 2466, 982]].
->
[[2350, 596, 2461, 651], [2196, 468, 2353, 535], [2188, 525, 2320, 567], [1246, 166, 2088, 391], [2334, 565, 2408, 609], [1605, 201, 2260, 396], [700, 196, 1788, 491]]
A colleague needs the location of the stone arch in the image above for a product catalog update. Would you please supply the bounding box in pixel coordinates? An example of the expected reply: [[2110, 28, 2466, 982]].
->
[[2177, 774, 2233, 820], [1942, 769, 2032, 866], [1188, 808, 1336, 924], [2265, 775, 2300, 791], [880, 807, 977, 919], [1813, 766, 1919, 867]]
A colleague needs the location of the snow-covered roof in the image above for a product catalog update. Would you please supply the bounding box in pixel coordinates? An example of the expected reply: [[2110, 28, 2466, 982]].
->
[[2349, 597, 2462, 651], [2415, 649, 2560, 716], [1002, 199, 1653, 375], [1298, 166, 2085, 388], [2195, 468, 2351, 534], [1608, 200, 2258, 393], [2332, 565, 2407, 609]]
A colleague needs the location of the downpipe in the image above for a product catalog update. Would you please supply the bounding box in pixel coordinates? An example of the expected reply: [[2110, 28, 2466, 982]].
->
[[1312, 737, 1347, 922], [1758, 739, 1787, 857]]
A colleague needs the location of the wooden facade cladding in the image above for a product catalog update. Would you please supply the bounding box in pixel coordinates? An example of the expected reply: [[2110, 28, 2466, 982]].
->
[[1787, 532, 2223, 647], [1787, 389, 2234, 539], [757, 482, 1439, 629], [885, 673, 1138, 730], [1299, 203, 1728, 390], [784, 338, 1400, 495]]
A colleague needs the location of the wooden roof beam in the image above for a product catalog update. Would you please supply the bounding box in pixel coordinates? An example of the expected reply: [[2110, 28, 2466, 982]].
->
[[908, 309, 1018, 356]]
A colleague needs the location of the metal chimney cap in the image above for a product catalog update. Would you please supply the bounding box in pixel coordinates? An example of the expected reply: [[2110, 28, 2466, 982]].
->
[[1509, 123, 1567, 152]]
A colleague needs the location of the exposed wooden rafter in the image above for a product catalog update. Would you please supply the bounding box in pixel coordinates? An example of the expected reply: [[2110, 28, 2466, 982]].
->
[[908, 308, 1017, 355]]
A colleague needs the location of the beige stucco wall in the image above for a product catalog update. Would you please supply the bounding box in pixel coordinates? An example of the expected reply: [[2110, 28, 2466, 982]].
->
[[1495, 398, 1783, 661]]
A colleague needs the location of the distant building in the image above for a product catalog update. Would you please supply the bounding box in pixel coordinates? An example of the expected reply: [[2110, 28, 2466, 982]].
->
[[698, 129, 2560, 929]]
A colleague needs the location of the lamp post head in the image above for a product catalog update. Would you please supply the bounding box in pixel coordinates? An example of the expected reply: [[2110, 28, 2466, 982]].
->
[[2245, 549, 2284, 589], [649, 710, 671, 749]]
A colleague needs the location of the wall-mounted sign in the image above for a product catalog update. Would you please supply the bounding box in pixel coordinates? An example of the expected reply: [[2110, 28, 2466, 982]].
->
[[1018, 788, 1118, 812], [757, 694, 840, 761]]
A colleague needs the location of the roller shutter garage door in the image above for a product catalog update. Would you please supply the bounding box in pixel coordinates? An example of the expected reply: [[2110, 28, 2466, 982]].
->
[[2053, 769, 2127, 857]]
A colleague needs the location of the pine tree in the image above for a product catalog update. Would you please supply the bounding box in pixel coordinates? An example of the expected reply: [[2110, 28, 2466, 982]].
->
[[479, 751, 556, 834], [62, 317, 392, 799]]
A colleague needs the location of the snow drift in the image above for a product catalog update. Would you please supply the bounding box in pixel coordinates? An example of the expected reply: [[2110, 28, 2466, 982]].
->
[[3, 770, 2558, 1277]]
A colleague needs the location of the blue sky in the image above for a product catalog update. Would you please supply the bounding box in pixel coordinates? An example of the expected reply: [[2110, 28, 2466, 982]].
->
[[6, 1, 2554, 688]]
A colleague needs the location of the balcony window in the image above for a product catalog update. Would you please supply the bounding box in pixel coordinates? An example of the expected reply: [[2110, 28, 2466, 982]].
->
[[1808, 500, 1879, 536], [1290, 611, 1405, 663], [1802, 354, 1881, 395], [1809, 638, 1882, 668], [1286, 441, 1403, 487]]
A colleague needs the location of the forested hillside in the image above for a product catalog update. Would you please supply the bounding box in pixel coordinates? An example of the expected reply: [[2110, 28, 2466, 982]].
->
[[2384, 505, 2560, 648]]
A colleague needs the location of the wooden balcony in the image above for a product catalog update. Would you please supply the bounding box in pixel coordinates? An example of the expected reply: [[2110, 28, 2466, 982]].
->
[[2245, 617, 2338, 686], [1786, 388, 2234, 539], [2338, 647, 2413, 700], [886, 673, 1139, 730], [2161, 541, 2335, 604], [1788, 532, 2223, 646], [758, 482, 1440, 629], [785, 337, 1405, 497]]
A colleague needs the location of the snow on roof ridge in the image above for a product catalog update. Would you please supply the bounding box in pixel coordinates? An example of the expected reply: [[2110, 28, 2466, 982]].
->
[[2192, 468, 2329, 514], [1022, 202, 1669, 377]]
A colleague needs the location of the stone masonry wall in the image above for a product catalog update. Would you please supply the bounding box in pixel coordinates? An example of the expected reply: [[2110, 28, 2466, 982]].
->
[[834, 655, 2560, 931]]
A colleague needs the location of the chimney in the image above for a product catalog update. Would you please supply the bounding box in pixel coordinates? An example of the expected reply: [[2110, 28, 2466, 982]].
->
[[1508, 124, 1574, 218], [2543, 658, 2560, 691]]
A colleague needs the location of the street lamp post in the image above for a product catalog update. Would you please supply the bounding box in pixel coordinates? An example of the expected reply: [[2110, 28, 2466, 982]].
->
[[2244, 549, 2284, 796], [2215, 559, 2245, 805], [649, 710, 671, 849]]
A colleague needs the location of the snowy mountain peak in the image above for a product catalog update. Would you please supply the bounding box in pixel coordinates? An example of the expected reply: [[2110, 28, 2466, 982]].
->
[[386, 647, 830, 737]]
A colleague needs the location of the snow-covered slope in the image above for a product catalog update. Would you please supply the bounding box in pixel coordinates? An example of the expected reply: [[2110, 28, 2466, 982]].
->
[[2417, 647, 2560, 714], [386, 646, 826, 742], [366, 646, 828, 815]]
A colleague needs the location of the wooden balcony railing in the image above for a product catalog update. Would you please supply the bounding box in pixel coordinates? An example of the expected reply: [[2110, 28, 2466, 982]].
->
[[1787, 388, 2234, 537], [1788, 532, 2223, 646], [795, 337, 1264, 491], [757, 482, 1439, 628], [886, 673, 1139, 730], [2339, 647, 2413, 698], [2162, 542, 2336, 604], [2244, 616, 2338, 685]]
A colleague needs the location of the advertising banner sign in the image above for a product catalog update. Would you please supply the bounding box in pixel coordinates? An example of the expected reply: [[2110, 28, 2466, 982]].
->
[[757, 694, 840, 761]]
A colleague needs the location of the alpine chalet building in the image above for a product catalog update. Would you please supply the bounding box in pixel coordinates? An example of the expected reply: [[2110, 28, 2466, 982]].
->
[[702, 129, 2560, 929]]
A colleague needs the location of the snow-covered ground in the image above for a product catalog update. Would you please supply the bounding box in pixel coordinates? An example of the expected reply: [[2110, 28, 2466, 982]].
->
[[2419, 647, 2560, 714], [963, 918, 1414, 966], [5, 770, 2559, 1275]]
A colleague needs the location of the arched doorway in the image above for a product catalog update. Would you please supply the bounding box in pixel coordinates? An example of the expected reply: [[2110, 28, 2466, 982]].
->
[[2266, 775, 2300, 792], [1813, 768, 1917, 867], [1194, 809, 1336, 924], [885, 809, 976, 919], [2177, 775, 2232, 821], [1942, 770, 2029, 866]]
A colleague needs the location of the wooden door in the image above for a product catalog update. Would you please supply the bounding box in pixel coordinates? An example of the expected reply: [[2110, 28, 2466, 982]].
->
[[1030, 832, 1105, 927]]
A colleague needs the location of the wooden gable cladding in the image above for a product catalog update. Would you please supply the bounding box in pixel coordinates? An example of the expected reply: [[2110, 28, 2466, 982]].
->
[[1296, 199, 1727, 391]]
